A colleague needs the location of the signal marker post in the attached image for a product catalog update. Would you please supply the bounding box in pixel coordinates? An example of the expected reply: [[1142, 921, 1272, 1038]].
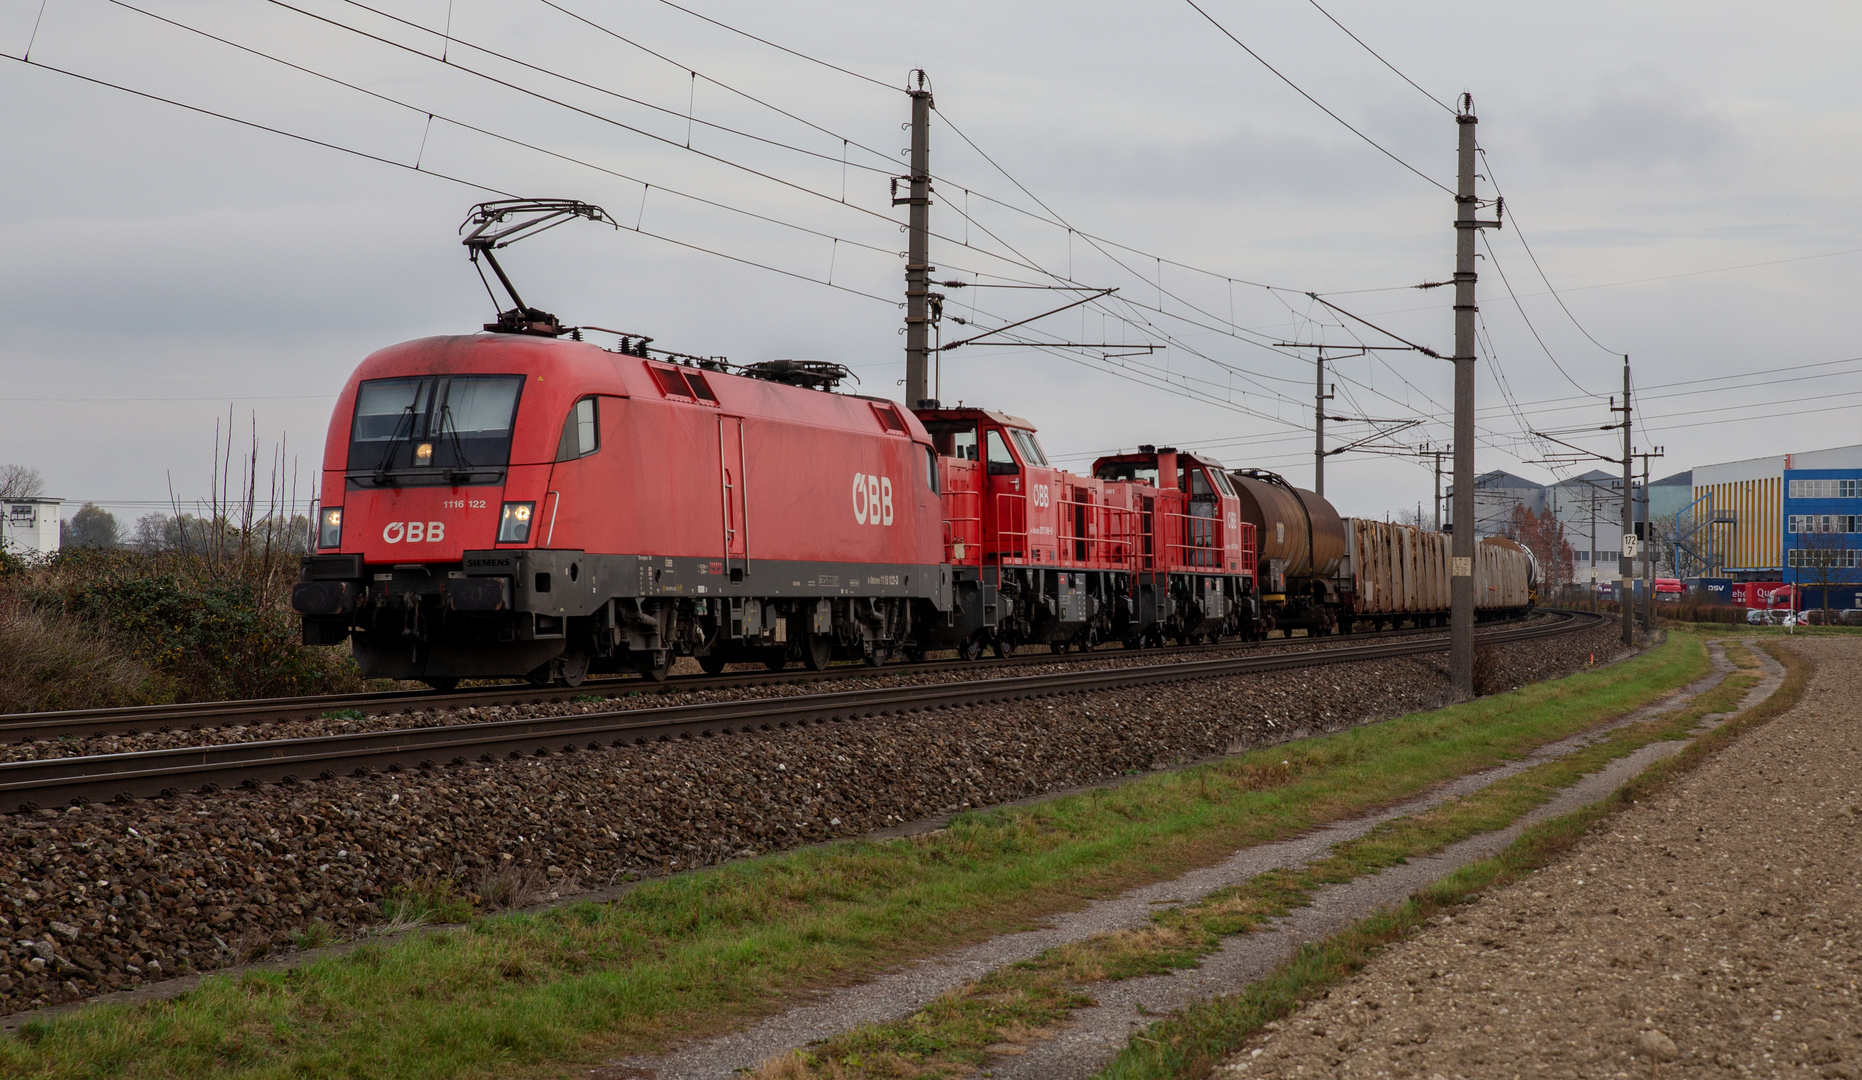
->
[[1450, 97, 1502, 698]]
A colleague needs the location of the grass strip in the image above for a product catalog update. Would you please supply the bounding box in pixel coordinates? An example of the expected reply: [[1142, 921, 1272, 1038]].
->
[[754, 641, 1765, 1078], [1097, 640, 1809, 1080], [0, 632, 1709, 1080]]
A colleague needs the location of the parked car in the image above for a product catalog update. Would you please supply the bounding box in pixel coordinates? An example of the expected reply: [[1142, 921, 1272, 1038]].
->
[[1746, 608, 1794, 626]]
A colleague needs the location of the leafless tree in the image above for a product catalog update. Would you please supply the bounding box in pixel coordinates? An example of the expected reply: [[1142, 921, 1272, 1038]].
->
[[0, 464, 45, 499]]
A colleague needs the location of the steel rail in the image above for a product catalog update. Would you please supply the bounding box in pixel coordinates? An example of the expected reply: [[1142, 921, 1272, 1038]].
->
[[0, 618, 1497, 743], [0, 612, 1596, 812]]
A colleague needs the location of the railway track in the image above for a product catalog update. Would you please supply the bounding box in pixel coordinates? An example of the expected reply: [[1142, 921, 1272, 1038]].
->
[[0, 617, 1514, 744], [0, 611, 1599, 812]]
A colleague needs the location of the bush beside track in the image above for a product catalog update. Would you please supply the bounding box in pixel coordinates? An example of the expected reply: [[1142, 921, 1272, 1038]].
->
[[0, 617, 1626, 1017], [0, 547, 364, 714]]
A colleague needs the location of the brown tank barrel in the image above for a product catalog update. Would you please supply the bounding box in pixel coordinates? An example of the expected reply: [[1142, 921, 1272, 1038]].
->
[[1298, 487, 1345, 579], [1230, 472, 1312, 577]]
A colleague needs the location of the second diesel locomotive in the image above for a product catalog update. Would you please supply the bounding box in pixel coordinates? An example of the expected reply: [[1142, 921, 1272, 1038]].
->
[[293, 331, 1532, 686]]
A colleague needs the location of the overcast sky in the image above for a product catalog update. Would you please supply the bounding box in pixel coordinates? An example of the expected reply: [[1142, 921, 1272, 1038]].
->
[[4, 0, 1861, 526]]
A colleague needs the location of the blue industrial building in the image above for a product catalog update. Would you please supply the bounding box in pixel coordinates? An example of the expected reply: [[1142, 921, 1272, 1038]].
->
[[1783, 466, 1862, 610]]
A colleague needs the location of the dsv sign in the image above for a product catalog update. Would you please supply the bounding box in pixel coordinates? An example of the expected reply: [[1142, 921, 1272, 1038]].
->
[[851, 474, 894, 526]]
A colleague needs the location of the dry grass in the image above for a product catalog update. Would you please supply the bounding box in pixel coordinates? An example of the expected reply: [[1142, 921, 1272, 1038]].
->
[[0, 595, 163, 713]]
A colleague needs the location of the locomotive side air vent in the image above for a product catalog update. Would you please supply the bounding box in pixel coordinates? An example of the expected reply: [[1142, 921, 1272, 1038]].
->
[[741, 359, 854, 391]]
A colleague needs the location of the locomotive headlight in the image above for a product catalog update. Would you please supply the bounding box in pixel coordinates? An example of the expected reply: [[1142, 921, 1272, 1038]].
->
[[318, 507, 343, 549], [497, 501, 535, 544], [414, 442, 434, 465]]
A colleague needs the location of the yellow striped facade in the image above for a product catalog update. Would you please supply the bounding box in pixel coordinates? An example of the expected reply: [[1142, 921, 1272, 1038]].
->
[[1692, 477, 1781, 573]]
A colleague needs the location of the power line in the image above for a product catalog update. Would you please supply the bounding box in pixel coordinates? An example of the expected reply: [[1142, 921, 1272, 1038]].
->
[[260, 0, 1057, 284], [1478, 149, 1620, 356], [1179, 0, 1454, 196], [3, 49, 902, 306], [534, 0, 906, 176], [1480, 230, 1601, 397], [99, 0, 912, 265], [640, 0, 899, 93], [1301, 0, 1454, 114]]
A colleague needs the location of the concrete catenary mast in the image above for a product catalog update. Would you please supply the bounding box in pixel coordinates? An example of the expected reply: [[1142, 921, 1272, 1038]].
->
[[901, 72, 934, 409], [1450, 96, 1502, 697]]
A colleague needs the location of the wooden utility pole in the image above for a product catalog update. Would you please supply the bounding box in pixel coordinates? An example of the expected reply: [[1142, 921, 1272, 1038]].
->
[[900, 72, 934, 409], [1451, 97, 1502, 697]]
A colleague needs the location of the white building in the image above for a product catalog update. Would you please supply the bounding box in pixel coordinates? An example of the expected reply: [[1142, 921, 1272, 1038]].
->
[[1, 497, 63, 556]]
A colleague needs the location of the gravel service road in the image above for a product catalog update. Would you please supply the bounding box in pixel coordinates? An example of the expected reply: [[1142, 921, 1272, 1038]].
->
[[1220, 636, 1862, 1080], [0, 619, 1622, 1015]]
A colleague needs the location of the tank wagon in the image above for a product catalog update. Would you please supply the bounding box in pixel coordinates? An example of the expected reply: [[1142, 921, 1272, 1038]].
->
[[1219, 468, 1534, 633]]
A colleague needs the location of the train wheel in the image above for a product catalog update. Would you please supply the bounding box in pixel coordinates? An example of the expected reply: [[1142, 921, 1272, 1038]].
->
[[903, 643, 927, 664], [1050, 641, 1067, 655], [764, 651, 788, 672], [802, 633, 833, 671], [959, 638, 985, 662], [634, 651, 671, 682], [557, 652, 589, 688], [698, 652, 728, 676], [864, 643, 891, 667], [524, 665, 552, 687], [422, 677, 460, 692], [993, 637, 1014, 659]]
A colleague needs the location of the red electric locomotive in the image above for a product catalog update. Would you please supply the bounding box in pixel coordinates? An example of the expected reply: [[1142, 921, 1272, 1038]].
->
[[294, 334, 953, 685], [292, 199, 1262, 684]]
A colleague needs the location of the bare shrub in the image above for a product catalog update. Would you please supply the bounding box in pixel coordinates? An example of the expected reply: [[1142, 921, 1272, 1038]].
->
[[0, 414, 364, 705]]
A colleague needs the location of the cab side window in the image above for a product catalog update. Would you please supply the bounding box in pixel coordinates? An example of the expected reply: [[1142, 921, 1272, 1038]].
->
[[556, 397, 599, 461], [924, 446, 940, 493], [1188, 467, 1214, 501], [986, 429, 1019, 475]]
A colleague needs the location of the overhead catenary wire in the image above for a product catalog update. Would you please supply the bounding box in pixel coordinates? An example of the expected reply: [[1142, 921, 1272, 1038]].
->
[[1179, 0, 1454, 196], [1478, 149, 1621, 358], [1, 49, 906, 306], [1479, 230, 1601, 398], [1301, 0, 1454, 114], [258, 0, 1062, 287]]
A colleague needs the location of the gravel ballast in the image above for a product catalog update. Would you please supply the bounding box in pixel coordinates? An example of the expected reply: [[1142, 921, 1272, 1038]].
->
[[1219, 635, 1862, 1079], [0, 617, 1622, 1015]]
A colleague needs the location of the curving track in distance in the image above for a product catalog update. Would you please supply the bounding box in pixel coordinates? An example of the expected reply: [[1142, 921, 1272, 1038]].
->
[[0, 611, 1600, 813]]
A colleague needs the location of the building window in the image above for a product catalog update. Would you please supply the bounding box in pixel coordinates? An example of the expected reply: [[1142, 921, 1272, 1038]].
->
[[1788, 479, 1862, 499]]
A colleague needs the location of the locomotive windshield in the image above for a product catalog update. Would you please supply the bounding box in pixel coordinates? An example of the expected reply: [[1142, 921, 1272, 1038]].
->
[[346, 374, 524, 485], [1094, 460, 1159, 484]]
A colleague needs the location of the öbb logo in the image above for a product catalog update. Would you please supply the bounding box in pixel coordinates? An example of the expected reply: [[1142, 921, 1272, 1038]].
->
[[382, 521, 447, 543], [851, 474, 894, 526]]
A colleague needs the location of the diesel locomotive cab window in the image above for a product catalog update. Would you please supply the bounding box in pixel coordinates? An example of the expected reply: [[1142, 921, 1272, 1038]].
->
[[346, 374, 523, 486], [1094, 460, 1159, 485], [985, 429, 1018, 475], [923, 420, 979, 461], [1008, 428, 1050, 467]]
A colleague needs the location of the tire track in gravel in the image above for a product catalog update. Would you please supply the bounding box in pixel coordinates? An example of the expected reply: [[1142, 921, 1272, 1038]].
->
[[586, 635, 1748, 1080], [1219, 636, 1857, 1080]]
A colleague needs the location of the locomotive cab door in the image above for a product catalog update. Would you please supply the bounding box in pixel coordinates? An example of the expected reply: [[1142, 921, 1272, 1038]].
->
[[719, 416, 748, 577]]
